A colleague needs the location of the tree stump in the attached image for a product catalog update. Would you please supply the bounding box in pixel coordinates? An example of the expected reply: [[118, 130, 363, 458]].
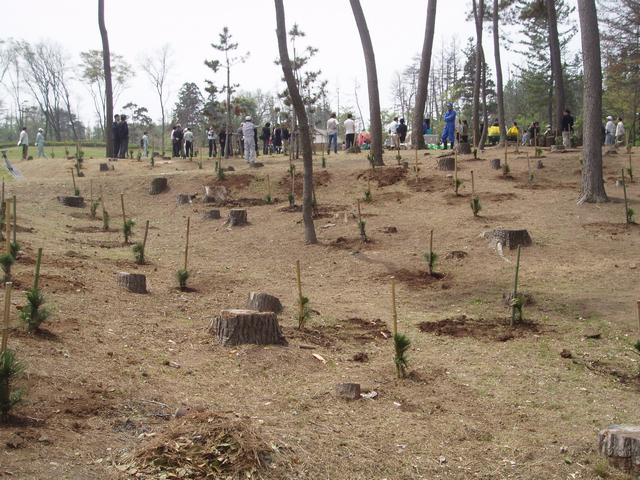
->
[[221, 209, 247, 227], [202, 185, 229, 203], [490, 158, 501, 170], [336, 383, 361, 401], [176, 194, 191, 206], [245, 292, 284, 314], [117, 272, 147, 294], [57, 196, 85, 208], [536, 135, 546, 147], [598, 425, 640, 475], [550, 145, 565, 153], [202, 209, 221, 220], [457, 142, 472, 155], [149, 177, 168, 195], [536, 160, 544, 169], [437, 157, 455, 171], [209, 309, 288, 346], [99, 163, 112, 171], [483, 229, 532, 250], [401, 161, 408, 170]]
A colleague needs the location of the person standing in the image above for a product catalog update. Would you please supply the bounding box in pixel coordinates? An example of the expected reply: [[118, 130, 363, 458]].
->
[[281, 124, 290, 154], [184, 127, 194, 157], [344, 114, 356, 149], [442, 102, 456, 150], [112, 114, 121, 158], [243, 116, 256, 166], [261, 122, 271, 155], [207, 127, 217, 157], [461, 120, 470, 143], [388, 117, 399, 149], [36, 128, 47, 158], [141, 132, 149, 157], [219, 130, 226, 157], [605, 116, 616, 146], [561, 109, 574, 149], [423, 118, 431, 135], [272, 124, 282, 153], [173, 124, 184, 157], [327, 113, 339, 154], [118, 115, 129, 158], [397, 118, 408, 143], [17, 127, 29, 160], [616, 117, 626, 146]]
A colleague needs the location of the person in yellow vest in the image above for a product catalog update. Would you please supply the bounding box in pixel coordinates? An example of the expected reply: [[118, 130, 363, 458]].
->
[[507, 122, 518, 136]]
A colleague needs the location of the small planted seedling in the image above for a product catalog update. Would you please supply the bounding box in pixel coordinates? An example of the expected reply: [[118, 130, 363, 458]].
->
[[471, 197, 482, 216], [287, 193, 295, 206], [9, 242, 20, 259], [0, 349, 25, 422], [90, 201, 99, 219], [367, 152, 376, 170], [363, 189, 371, 202], [103, 210, 110, 231], [394, 333, 411, 379], [622, 169, 634, 223], [287, 163, 296, 179], [627, 163, 633, 183], [150, 156, 155, 167], [176, 268, 190, 291], [395, 150, 402, 165], [454, 178, 463, 195], [321, 155, 326, 169], [19, 288, 51, 332], [628, 207, 635, 224], [423, 252, 438, 276], [503, 163, 511, 176], [358, 219, 367, 241], [296, 296, 312, 331], [132, 243, 145, 264], [122, 219, 135, 244], [263, 194, 273, 205], [473, 148, 478, 159], [198, 160, 203, 170], [0, 254, 13, 284], [217, 165, 226, 181]]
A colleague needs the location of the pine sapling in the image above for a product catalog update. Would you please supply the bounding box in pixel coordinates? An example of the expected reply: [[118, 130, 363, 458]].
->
[[263, 194, 273, 205], [296, 296, 312, 331], [363, 189, 371, 202], [470, 197, 482, 216], [19, 288, 51, 332], [358, 219, 368, 242], [90, 201, 99, 219], [0, 349, 25, 422], [9, 242, 20, 259], [198, 160, 203, 170], [321, 156, 326, 169], [132, 243, 145, 264], [176, 268, 190, 291], [455, 178, 463, 195], [423, 252, 438, 276], [396, 150, 402, 165], [503, 163, 511, 176], [394, 333, 411, 378], [217, 165, 226, 181], [367, 152, 376, 170], [122, 219, 135, 244], [288, 193, 295, 206], [473, 148, 478, 159], [0, 254, 14, 284], [102, 210, 110, 231]]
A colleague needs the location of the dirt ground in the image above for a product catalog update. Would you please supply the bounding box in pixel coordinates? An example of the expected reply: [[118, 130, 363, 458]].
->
[[0, 143, 639, 479]]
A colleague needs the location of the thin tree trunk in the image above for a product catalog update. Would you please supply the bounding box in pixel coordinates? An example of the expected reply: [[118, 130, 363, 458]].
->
[[274, 0, 317, 244], [412, 0, 438, 150], [349, 0, 384, 166], [98, 0, 113, 158], [479, 47, 489, 150], [577, 0, 608, 204], [493, 0, 506, 146], [547, 0, 566, 136], [472, 0, 484, 148]]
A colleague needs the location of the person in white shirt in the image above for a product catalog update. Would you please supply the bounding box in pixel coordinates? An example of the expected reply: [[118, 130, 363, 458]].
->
[[17, 127, 29, 160], [327, 113, 339, 154], [344, 114, 356, 149], [141, 132, 149, 157], [604, 116, 616, 146], [36, 128, 47, 158], [207, 127, 217, 157], [242, 116, 257, 166], [616, 117, 625, 146], [184, 127, 195, 157], [388, 117, 399, 149]]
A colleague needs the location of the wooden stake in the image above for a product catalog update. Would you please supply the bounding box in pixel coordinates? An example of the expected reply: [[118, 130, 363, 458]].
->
[[357, 199, 364, 240], [296, 260, 304, 330], [429, 229, 434, 273], [120, 193, 126, 225], [637, 300, 640, 333], [71, 168, 77, 195], [33, 248, 42, 290], [90, 180, 93, 203], [527, 152, 532, 180], [267, 174, 271, 197], [366, 170, 370, 193], [454, 152, 458, 193], [12, 195, 16, 245], [534, 131, 538, 155], [471, 170, 475, 197], [184, 217, 190, 271], [5, 199, 10, 254], [1, 282, 12, 353], [142, 220, 150, 259], [391, 277, 397, 336], [511, 245, 522, 327], [622, 169, 630, 223], [100, 186, 108, 230], [415, 148, 419, 182], [292, 169, 295, 198]]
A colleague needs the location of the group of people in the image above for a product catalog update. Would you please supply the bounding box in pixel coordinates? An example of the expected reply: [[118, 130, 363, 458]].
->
[[170, 125, 197, 158], [15, 126, 47, 160], [325, 113, 359, 153], [387, 117, 409, 149], [604, 116, 626, 147], [112, 114, 130, 159]]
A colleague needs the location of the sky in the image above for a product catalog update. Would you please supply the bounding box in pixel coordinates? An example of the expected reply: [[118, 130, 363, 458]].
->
[[2, 0, 581, 130]]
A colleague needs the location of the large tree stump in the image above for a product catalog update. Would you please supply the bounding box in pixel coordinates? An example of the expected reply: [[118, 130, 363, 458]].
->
[[456, 142, 472, 155], [149, 177, 168, 195], [99, 163, 114, 171], [490, 158, 501, 170], [57, 196, 85, 208], [483, 229, 532, 250], [209, 309, 288, 346], [176, 194, 191, 206], [117, 272, 147, 294], [598, 425, 640, 475], [245, 292, 284, 314], [437, 157, 455, 171], [202, 209, 221, 220], [202, 185, 229, 203], [221, 209, 247, 227]]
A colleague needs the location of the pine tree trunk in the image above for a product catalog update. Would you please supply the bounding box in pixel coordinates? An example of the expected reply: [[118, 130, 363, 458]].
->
[[275, 0, 317, 244], [493, 0, 507, 147], [548, 0, 566, 136], [98, 0, 114, 158], [577, 0, 609, 204], [411, 0, 438, 150], [349, 0, 384, 166], [472, 0, 484, 148], [479, 48, 489, 150]]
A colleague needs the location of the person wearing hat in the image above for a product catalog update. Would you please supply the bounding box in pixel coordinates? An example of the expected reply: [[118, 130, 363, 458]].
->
[[605, 116, 616, 146], [36, 128, 47, 159], [442, 102, 456, 150], [242, 116, 256, 166], [544, 124, 552, 136]]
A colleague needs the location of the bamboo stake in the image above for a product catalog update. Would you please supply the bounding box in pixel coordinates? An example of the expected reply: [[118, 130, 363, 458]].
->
[[90, 180, 93, 203], [120, 193, 126, 225], [71, 168, 77, 195], [184, 217, 190, 271], [291, 169, 295, 199], [415, 148, 419, 182], [5, 199, 10, 254], [100, 186, 108, 230], [366, 170, 370, 194], [12, 195, 16, 244], [391, 277, 397, 336], [142, 220, 150, 259], [296, 260, 304, 330], [1, 282, 12, 353], [429, 229, 434, 274], [454, 152, 458, 194], [267, 174, 271, 197], [33, 248, 42, 290], [510, 245, 522, 327], [357, 199, 364, 240], [471, 170, 475, 197], [622, 169, 630, 223], [534, 131, 538, 156]]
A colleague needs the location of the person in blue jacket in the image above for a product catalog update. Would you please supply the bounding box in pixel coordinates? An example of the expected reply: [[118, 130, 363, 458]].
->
[[442, 102, 456, 150]]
